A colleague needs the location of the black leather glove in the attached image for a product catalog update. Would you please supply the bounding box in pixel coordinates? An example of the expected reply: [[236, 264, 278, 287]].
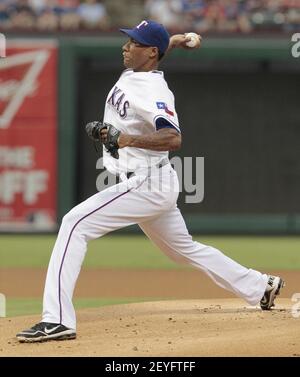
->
[[85, 121, 120, 159], [85, 121, 105, 141], [104, 123, 121, 159]]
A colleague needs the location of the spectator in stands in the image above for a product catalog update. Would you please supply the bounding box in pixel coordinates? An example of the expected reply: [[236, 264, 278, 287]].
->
[[0, 0, 11, 29], [145, 0, 183, 30], [104, 0, 145, 28], [28, 0, 46, 13], [59, 0, 80, 30], [203, 0, 227, 32], [9, 0, 36, 29], [36, 6, 60, 31], [78, 0, 109, 29], [285, 5, 300, 30], [33, 0, 61, 31], [220, 0, 252, 33], [180, 0, 207, 32]]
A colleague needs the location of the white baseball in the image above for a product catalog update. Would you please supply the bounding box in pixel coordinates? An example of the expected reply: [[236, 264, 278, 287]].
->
[[185, 32, 199, 48]]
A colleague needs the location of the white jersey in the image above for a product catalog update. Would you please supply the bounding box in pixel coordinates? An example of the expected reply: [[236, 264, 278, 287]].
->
[[103, 69, 180, 175]]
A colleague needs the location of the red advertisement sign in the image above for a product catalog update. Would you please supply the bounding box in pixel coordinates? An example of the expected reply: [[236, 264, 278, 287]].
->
[[0, 41, 57, 231]]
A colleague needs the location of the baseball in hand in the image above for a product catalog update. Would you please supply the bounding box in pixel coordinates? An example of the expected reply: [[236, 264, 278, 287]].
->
[[185, 32, 200, 48]]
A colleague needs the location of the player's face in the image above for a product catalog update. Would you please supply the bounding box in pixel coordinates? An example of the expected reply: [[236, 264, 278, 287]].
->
[[122, 38, 158, 71]]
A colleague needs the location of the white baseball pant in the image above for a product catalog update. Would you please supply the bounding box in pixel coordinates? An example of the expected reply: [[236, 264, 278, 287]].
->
[[42, 163, 268, 329]]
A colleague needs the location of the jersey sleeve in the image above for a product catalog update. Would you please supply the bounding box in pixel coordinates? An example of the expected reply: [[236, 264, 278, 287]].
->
[[135, 76, 181, 133]]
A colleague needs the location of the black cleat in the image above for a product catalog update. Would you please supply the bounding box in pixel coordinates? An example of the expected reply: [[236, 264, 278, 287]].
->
[[260, 275, 285, 310], [16, 322, 76, 343]]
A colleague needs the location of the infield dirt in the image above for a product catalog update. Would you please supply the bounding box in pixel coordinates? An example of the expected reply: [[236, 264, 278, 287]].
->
[[1, 298, 299, 356]]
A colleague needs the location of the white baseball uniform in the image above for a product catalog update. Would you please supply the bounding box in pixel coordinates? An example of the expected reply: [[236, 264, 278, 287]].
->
[[42, 69, 268, 330]]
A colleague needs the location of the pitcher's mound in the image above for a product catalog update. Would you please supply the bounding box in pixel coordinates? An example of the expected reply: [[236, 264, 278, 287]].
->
[[1, 299, 299, 356]]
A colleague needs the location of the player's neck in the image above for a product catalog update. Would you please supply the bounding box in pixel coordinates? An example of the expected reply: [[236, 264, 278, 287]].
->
[[133, 59, 159, 73]]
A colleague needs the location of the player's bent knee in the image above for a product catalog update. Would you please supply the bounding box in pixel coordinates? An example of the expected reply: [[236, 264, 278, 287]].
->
[[61, 210, 81, 228], [61, 209, 104, 238]]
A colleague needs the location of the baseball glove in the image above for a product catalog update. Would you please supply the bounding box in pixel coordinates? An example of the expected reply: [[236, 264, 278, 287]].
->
[[85, 121, 120, 159]]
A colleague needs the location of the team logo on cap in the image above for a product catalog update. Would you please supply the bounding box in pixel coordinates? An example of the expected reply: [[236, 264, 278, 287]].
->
[[136, 20, 148, 29]]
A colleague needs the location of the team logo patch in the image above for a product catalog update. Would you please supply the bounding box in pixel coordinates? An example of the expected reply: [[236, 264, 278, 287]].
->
[[156, 102, 174, 116]]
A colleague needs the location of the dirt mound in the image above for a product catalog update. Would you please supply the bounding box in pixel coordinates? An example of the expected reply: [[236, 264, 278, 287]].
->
[[0, 299, 299, 356]]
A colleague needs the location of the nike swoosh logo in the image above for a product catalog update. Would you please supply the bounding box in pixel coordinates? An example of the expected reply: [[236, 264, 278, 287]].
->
[[44, 325, 61, 334]]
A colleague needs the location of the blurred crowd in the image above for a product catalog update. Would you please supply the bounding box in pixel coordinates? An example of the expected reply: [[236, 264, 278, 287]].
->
[[0, 0, 299, 33]]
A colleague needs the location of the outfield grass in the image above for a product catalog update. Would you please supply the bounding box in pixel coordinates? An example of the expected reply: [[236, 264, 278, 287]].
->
[[0, 235, 300, 270], [6, 297, 164, 317]]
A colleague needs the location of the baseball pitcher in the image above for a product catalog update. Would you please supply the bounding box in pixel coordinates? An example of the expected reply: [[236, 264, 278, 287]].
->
[[17, 20, 284, 342]]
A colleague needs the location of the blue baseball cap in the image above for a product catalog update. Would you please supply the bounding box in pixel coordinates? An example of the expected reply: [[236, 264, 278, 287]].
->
[[120, 20, 170, 56]]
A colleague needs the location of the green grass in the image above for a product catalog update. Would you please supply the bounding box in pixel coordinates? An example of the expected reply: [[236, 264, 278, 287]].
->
[[5, 297, 163, 317], [0, 235, 300, 270]]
